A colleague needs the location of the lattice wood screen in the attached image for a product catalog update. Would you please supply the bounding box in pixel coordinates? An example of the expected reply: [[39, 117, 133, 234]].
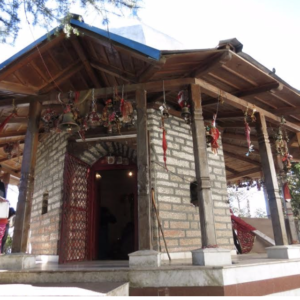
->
[[59, 154, 90, 264]]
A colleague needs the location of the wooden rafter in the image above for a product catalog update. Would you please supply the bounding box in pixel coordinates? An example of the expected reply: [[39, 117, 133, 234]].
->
[[235, 82, 281, 98], [0, 81, 38, 95], [90, 60, 137, 83], [223, 150, 261, 166], [138, 59, 166, 83], [0, 33, 66, 82], [195, 78, 300, 132], [190, 50, 232, 78], [225, 166, 239, 174], [39, 60, 83, 94], [269, 106, 300, 116], [71, 38, 102, 88], [223, 142, 259, 153], [222, 132, 258, 142], [0, 164, 21, 178], [227, 167, 261, 181]]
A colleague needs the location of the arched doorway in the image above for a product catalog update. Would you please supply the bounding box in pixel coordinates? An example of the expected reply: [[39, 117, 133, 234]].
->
[[59, 141, 138, 263], [89, 156, 138, 260]]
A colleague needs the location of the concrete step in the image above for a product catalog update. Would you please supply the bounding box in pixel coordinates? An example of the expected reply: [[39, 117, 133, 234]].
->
[[0, 282, 129, 297]]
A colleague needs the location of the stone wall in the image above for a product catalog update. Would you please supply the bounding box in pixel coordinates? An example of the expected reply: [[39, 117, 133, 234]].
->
[[30, 133, 68, 255], [147, 108, 233, 253]]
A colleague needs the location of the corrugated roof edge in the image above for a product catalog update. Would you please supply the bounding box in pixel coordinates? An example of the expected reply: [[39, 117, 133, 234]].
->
[[70, 19, 161, 61], [0, 26, 61, 71]]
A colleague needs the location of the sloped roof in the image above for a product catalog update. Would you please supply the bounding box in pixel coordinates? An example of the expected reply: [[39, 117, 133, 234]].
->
[[110, 21, 185, 50], [0, 16, 299, 183]]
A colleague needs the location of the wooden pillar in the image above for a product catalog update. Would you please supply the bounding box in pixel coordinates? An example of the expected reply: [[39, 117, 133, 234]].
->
[[255, 113, 288, 245], [12, 101, 42, 253], [190, 84, 217, 247], [2, 172, 10, 196], [136, 88, 152, 250]]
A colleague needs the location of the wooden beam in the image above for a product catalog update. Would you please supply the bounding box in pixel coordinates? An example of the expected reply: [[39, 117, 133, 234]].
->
[[0, 81, 38, 95], [223, 142, 259, 153], [207, 111, 244, 119], [269, 106, 300, 116], [222, 132, 258, 142], [225, 166, 239, 174], [227, 167, 261, 180], [0, 131, 26, 138], [12, 100, 42, 252], [90, 60, 137, 83], [0, 33, 66, 81], [38, 60, 83, 94], [224, 150, 260, 166], [190, 83, 217, 247], [0, 164, 21, 178], [70, 38, 102, 88], [137, 56, 166, 83], [235, 82, 281, 98], [255, 113, 288, 245], [218, 121, 249, 128], [191, 50, 232, 78], [0, 116, 28, 125], [195, 78, 300, 132], [136, 88, 152, 250]]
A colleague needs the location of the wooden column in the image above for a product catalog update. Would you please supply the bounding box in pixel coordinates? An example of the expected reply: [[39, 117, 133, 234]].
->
[[136, 88, 152, 250], [255, 113, 288, 245], [12, 100, 42, 253], [190, 84, 217, 247]]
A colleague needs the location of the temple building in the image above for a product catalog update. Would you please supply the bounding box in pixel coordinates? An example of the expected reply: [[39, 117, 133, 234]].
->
[[0, 15, 300, 296]]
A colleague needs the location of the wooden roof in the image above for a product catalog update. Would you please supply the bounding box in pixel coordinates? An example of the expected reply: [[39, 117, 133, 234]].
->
[[0, 17, 299, 184]]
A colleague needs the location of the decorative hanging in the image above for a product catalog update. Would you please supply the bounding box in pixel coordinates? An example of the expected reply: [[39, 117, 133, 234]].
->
[[160, 81, 168, 170], [178, 90, 191, 124], [206, 114, 220, 154], [283, 182, 291, 202], [244, 106, 254, 156], [40, 88, 137, 138], [86, 89, 101, 129], [0, 100, 19, 134], [3, 141, 20, 160], [275, 117, 293, 173], [41, 108, 60, 133]]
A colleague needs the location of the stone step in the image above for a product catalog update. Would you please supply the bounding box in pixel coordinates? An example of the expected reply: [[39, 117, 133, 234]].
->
[[0, 282, 129, 297]]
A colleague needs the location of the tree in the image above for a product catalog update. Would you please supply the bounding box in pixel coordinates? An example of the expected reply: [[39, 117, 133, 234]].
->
[[288, 162, 300, 219], [0, 0, 140, 44]]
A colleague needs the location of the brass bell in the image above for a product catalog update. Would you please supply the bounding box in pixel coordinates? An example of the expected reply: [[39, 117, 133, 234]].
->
[[181, 106, 191, 124], [58, 112, 80, 133]]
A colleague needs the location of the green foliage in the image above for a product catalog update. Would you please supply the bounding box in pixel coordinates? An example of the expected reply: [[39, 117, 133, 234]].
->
[[0, 0, 140, 44], [3, 235, 12, 254], [288, 163, 300, 219]]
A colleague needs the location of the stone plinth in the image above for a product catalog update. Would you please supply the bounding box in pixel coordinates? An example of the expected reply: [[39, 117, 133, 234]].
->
[[266, 245, 300, 259], [129, 250, 161, 268], [191, 248, 232, 266], [0, 253, 36, 270]]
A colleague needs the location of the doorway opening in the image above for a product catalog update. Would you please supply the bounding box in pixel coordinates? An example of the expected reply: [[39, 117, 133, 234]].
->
[[93, 167, 137, 260]]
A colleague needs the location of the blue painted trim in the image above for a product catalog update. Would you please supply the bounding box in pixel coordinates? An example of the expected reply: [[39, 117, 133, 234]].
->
[[0, 27, 61, 71], [70, 19, 161, 61]]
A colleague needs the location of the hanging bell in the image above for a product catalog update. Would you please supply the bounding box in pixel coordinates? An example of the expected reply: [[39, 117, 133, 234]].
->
[[58, 112, 80, 133], [181, 105, 191, 124]]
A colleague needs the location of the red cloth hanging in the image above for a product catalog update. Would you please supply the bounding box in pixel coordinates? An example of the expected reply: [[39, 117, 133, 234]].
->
[[0, 111, 17, 134], [283, 182, 291, 202], [162, 118, 168, 170]]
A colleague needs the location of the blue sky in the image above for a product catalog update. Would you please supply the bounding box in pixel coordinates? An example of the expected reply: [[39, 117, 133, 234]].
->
[[0, 0, 299, 89]]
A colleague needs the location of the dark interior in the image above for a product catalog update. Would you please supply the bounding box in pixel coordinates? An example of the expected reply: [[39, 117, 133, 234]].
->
[[95, 169, 136, 260]]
